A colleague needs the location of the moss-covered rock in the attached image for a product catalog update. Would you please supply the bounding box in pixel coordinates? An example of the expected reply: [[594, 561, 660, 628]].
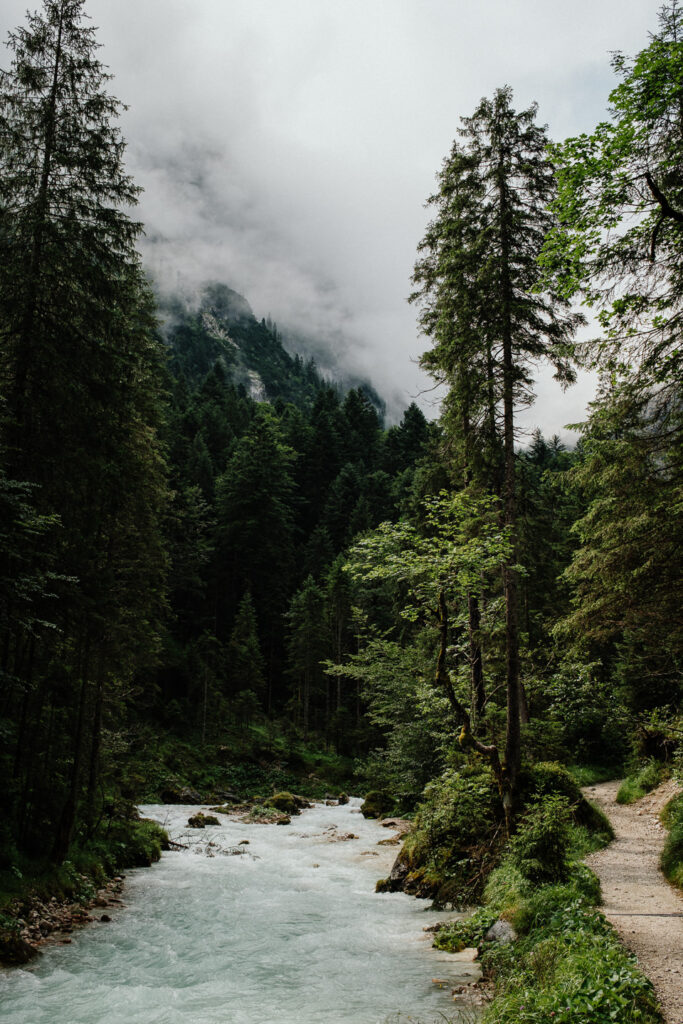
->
[[247, 804, 291, 825], [360, 790, 392, 818], [338, 792, 349, 805], [266, 792, 299, 815], [266, 792, 311, 815], [161, 786, 202, 804]]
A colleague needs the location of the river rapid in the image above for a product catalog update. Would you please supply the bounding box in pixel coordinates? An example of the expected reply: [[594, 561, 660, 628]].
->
[[0, 799, 476, 1023]]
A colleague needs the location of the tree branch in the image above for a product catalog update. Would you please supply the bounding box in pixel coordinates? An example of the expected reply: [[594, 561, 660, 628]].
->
[[645, 171, 683, 224]]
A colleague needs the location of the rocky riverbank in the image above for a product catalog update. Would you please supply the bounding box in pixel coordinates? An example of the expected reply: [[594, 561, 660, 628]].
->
[[1, 875, 127, 966]]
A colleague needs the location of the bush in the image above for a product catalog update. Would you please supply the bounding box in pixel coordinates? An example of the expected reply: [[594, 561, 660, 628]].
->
[[520, 761, 614, 843], [509, 796, 573, 884], [661, 793, 683, 890], [400, 765, 504, 905]]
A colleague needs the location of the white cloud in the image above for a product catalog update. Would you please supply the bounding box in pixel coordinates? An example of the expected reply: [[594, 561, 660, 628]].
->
[[1, 0, 662, 428]]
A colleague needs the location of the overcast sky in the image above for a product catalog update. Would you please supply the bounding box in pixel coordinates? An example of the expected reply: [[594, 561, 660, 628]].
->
[[2, 0, 664, 431]]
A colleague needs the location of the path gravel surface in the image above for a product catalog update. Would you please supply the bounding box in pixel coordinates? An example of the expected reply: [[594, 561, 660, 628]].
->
[[584, 779, 683, 1024]]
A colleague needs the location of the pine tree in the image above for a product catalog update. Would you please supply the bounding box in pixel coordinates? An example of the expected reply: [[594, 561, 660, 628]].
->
[[227, 591, 266, 715], [286, 576, 327, 738], [411, 87, 582, 821], [0, 0, 169, 860]]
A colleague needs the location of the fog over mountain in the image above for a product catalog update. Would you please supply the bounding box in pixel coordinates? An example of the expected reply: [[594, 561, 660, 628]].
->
[[2, 0, 661, 427]]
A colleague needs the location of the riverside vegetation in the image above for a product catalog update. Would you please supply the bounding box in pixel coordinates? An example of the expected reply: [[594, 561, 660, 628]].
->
[[0, 2, 682, 1022]]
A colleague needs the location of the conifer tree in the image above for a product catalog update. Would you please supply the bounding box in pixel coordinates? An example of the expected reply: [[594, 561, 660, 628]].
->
[[0, 0, 169, 859], [412, 87, 582, 820]]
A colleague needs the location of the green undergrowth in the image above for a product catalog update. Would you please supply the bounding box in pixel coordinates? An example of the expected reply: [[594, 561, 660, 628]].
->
[[120, 723, 356, 803], [568, 764, 622, 787], [660, 791, 683, 890], [0, 815, 168, 916], [616, 760, 668, 804], [395, 761, 613, 908], [434, 808, 661, 1024]]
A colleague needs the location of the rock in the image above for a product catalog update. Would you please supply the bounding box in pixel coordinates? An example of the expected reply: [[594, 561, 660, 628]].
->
[[187, 814, 206, 828], [376, 850, 410, 893], [239, 839, 250, 845], [379, 817, 412, 835], [246, 807, 291, 825], [389, 851, 409, 886], [161, 786, 202, 804], [100, 914, 111, 923], [0, 931, 40, 965], [267, 792, 312, 815], [267, 792, 299, 815], [338, 792, 350, 805], [485, 920, 517, 945], [361, 791, 392, 819]]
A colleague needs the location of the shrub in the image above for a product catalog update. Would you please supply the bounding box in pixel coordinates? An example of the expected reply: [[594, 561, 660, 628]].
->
[[509, 796, 573, 884], [661, 793, 683, 890], [521, 761, 614, 842], [400, 765, 503, 905]]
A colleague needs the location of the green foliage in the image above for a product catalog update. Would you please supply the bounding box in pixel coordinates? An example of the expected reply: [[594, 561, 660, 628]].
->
[[432, 907, 499, 953], [475, 837, 660, 1024], [544, 663, 631, 767], [660, 793, 683, 889], [617, 762, 667, 804], [509, 796, 573, 883], [402, 766, 504, 904]]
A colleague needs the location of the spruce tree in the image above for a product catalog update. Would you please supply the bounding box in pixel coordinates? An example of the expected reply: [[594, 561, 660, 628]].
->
[[411, 87, 582, 821], [0, 0, 169, 860]]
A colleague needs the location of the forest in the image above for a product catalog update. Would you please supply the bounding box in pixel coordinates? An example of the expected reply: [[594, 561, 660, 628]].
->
[[0, 2, 681, 1022]]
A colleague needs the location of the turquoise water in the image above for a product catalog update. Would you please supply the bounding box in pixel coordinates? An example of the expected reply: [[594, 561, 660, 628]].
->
[[0, 800, 472, 1023]]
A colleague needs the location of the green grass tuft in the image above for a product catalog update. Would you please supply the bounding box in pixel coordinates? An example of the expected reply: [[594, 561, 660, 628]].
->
[[616, 761, 667, 804]]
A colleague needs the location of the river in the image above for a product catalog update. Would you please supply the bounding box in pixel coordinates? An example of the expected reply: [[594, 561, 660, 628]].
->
[[0, 799, 477, 1023]]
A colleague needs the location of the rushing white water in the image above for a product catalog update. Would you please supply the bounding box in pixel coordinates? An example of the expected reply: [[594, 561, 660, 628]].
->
[[1, 800, 477, 1024]]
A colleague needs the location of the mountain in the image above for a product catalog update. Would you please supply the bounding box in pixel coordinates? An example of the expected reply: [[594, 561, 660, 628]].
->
[[158, 282, 386, 416]]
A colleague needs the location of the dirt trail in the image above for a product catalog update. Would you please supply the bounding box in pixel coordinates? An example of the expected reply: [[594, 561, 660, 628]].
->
[[584, 779, 683, 1024]]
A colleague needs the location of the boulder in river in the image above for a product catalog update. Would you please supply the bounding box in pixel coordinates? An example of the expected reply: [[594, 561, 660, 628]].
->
[[187, 813, 221, 828], [161, 786, 203, 804], [361, 791, 392, 819]]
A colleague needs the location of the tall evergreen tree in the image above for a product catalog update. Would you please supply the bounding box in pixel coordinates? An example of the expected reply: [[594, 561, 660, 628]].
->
[[411, 87, 582, 820], [0, 0, 169, 860]]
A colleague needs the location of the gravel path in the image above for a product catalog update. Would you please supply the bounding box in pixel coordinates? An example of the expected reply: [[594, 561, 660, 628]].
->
[[583, 780, 683, 1024]]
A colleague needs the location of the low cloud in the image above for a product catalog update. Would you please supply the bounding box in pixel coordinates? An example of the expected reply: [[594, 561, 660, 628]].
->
[[2, 0, 660, 429]]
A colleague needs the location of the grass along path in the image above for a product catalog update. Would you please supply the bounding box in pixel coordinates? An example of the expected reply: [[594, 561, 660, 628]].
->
[[583, 779, 683, 1024]]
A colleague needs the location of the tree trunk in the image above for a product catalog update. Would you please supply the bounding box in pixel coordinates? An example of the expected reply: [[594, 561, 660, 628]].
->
[[468, 593, 486, 726], [498, 162, 522, 802], [14, 8, 64, 438], [52, 640, 90, 863]]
